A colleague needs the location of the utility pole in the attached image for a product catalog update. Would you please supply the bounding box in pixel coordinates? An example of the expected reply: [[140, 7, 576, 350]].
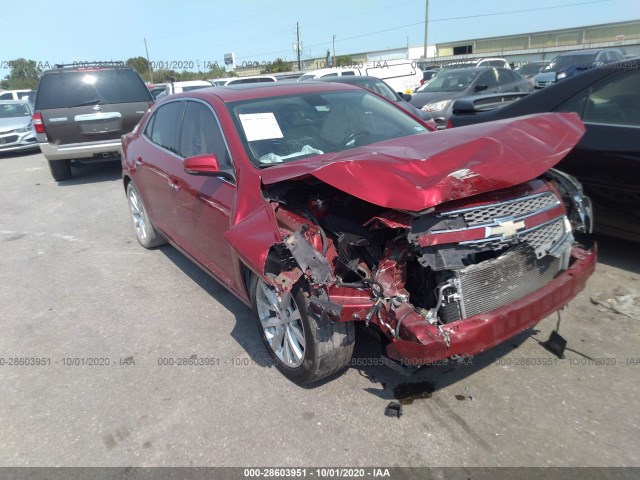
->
[[423, 0, 429, 60], [144, 37, 154, 83], [332, 35, 336, 67], [296, 22, 302, 71]]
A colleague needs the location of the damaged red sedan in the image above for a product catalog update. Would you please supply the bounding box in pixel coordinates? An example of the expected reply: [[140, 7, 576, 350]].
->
[[122, 82, 595, 384]]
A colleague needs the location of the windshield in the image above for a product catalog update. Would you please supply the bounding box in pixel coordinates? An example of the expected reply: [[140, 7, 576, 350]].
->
[[415, 70, 479, 92], [544, 54, 596, 72], [0, 103, 31, 118], [228, 90, 428, 167], [335, 78, 397, 101]]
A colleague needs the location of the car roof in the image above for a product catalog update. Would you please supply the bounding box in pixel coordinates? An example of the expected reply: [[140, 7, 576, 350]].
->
[[42, 64, 134, 74], [438, 67, 492, 74], [172, 80, 212, 86], [0, 99, 30, 105], [317, 75, 384, 83], [555, 48, 620, 56], [157, 81, 358, 103]]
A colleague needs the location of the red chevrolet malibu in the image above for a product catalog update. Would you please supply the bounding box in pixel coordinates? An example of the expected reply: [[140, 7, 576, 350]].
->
[[121, 82, 595, 384]]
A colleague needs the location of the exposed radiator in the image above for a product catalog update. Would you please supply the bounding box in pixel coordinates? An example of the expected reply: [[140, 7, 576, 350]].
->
[[455, 245, 562, 319]]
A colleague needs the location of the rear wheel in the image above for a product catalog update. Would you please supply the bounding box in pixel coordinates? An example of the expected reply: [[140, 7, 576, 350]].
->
[[47, 159, 72, 181], [126, 182, 166, 248], [250, 275, 354, 384]]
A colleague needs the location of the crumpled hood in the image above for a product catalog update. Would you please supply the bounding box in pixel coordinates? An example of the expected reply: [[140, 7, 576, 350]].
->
[[260, 112, 585, 212]]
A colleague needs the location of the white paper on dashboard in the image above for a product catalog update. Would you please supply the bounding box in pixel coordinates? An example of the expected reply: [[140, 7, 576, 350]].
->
[[239, 113, 284, 141]]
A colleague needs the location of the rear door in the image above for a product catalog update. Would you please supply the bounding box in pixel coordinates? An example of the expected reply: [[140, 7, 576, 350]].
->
[[35, 69, 152, 146], [135, 100, 186, 236]]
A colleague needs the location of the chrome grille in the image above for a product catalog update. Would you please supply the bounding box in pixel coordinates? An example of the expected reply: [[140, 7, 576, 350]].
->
[[461, 217, 568, 255], [456, 245, 562, 318], [445, 192, 560, 226], [520, 218, 566, 256]]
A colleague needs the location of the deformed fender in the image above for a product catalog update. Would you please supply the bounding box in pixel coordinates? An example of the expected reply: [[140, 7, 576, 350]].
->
[[224, 202, 281, 276]]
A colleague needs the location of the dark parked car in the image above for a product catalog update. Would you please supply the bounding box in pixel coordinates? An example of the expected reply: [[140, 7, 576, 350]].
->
[[420, 68, 440, 86], [450, 59, 640, 242], [410, 67, 532, 128], [33, 62, 153, 181], [318, 75, 436, 128], [533, 48, 625, 88], [122, 82, 594, 384]]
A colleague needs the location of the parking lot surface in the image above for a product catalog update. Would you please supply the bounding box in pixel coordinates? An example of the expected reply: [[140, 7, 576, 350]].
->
[[1, 151, 639, 467]]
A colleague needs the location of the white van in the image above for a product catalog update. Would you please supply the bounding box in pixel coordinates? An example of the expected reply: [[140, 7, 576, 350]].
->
[[209, 75, 277, 86], [298, 60, 422, 93]]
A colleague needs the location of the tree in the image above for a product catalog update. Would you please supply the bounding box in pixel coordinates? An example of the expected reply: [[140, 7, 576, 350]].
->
[[126, 56, 152, 82], [206, 64, 227, 79], [261, 58, 294, 74], [1, 58, 42, 89], [334, 55, 354, 67]]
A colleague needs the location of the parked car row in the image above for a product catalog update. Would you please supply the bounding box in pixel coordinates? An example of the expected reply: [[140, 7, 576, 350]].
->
[[449, 58, 640, 242]]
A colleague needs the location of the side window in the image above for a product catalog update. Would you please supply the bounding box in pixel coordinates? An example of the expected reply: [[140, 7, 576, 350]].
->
[[179, 101, 234, 176], [559, 70, 640, 126], [476, 70, 498, 88], [0, 92, 13, 100], [496, 69, 516, 85], [342, 71, 356, 76], [321, 73, 338, 78], [146, 102, 184, 154]]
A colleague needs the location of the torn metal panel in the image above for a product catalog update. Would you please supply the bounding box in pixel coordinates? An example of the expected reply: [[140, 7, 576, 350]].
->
[[283, 232, 334, 285]]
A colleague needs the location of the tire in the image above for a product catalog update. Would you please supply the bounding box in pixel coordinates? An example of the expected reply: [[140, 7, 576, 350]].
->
[[47, 159, 72, 181], [126, 182, 166, 249], [250, 275, 354, 384]]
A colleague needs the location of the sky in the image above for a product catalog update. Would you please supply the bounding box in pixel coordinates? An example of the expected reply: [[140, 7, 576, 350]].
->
[[1, 0, 639, 77]]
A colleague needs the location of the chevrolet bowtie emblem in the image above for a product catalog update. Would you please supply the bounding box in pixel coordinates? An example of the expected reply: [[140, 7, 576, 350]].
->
[[486, 219, 525, 239]]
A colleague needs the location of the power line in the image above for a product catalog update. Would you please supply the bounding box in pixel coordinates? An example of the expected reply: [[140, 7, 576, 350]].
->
[[305, 0, 610, 49]]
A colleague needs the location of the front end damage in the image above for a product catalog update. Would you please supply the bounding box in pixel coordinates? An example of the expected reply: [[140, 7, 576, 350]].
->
[[258, 176, 595, 366], [229, 113, 596, 368]]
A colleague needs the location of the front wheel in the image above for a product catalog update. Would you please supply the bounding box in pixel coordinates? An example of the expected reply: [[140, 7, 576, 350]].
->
[[250, 276, 354, 384]]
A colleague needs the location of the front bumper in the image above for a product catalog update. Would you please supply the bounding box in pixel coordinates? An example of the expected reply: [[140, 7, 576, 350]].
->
[[386, 244, 596, 365], [0, 129, 38, 152]]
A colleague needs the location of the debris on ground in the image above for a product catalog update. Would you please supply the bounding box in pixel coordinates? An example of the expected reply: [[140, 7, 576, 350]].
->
[[384, 402, 403, 418], [590, 286, 640, 321]]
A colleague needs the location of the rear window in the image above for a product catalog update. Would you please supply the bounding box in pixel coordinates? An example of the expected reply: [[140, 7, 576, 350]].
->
[[36, 69, 152, 110]]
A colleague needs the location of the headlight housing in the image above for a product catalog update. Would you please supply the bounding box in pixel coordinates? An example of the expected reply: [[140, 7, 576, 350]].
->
[[16, 124, 34, 133], [422, 100, 452, 112], [556, 72, 567, 80]]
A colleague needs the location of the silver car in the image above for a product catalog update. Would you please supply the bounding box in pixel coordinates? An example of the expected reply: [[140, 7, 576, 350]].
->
[[0, 100, 38, 153]]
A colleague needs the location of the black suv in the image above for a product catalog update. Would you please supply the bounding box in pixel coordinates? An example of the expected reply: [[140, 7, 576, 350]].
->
[[33, 62, 153, 181]]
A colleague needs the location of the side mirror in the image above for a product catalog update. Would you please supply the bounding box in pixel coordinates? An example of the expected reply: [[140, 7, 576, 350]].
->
[[400, 93, 412, 102], [474, 84, 488, 92], [183, 154, 233, 180]]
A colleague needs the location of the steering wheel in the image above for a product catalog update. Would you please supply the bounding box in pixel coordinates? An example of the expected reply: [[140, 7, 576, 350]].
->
[[342, 131, 372, 147]]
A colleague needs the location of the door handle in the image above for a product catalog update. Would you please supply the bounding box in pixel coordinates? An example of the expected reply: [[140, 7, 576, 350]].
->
[[134, 156, 143, 166], [168, 180, 180, 191]]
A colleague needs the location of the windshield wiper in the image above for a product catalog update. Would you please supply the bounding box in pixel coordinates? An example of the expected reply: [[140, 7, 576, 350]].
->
[[73, 99, 103, 107]]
